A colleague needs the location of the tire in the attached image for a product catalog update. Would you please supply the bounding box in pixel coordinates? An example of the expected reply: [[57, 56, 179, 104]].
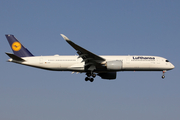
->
[[85, 77, 89, 81], [162, 75, 165, 79]]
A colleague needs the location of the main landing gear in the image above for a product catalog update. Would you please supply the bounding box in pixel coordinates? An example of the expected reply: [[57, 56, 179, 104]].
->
[[85, 72, 96, 82], [162, 70, 166, 79]]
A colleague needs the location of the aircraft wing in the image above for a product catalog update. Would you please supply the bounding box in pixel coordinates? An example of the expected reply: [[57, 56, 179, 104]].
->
[[61, 34, 106, 71]]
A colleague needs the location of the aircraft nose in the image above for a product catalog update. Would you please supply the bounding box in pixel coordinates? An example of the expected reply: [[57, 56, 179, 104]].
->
[[170, 63, 175, 69]]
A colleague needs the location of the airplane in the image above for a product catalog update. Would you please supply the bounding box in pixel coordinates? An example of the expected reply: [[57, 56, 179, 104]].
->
[[5, 34, 175, 82]]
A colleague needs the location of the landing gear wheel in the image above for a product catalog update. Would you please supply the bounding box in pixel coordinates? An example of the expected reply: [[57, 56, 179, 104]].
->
[[85, 72, 96, 82], [85, 77, 89, 81], [86, 73, 91, 77], [162, 75, 165, 79], [90, 78, 94, 82], [162, 70, 166, 79], [92, 74, 96, 78]]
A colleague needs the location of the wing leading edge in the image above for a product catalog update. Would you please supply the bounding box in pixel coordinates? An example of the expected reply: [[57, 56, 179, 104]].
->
[[60, 34, 106, 71]]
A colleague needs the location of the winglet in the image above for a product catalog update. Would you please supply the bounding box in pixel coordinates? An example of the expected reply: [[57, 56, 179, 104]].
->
[[60, 34, 71, 41]]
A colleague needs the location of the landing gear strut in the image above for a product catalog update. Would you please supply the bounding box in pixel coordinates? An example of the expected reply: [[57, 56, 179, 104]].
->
[[162, 70, 166, 79], [85, 72, 96, 82]]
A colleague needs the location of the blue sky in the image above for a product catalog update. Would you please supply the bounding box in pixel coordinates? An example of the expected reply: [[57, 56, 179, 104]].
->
[[0, 0, 180, 120]]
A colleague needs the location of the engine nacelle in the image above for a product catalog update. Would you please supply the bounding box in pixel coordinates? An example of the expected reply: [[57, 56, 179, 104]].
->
[[98, 72, 116, 80], [106, 60, 123, 70]]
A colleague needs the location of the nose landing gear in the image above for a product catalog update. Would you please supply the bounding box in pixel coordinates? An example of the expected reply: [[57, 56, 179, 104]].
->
[[85, 72, 96, 82], [162, 70, 166, 79]]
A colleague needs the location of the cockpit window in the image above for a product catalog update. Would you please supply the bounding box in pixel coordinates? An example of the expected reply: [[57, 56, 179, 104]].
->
[[166, 60, 169, 62]]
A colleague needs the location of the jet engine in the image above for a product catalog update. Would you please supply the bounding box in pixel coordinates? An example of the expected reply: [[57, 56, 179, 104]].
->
[[98, 72, 116, 80], [106, 60, 123, 70]]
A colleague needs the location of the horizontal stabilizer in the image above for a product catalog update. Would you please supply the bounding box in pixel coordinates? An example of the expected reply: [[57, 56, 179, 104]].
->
[[6, 52, 25, 61]]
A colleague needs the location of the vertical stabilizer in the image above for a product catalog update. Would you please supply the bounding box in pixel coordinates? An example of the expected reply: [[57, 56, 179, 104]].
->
[[5, 35, 33, 57]]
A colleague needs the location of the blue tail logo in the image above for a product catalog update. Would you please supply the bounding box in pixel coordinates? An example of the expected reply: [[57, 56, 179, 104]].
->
[[5, 35, 33, 57], [12, 41, 22, 51]]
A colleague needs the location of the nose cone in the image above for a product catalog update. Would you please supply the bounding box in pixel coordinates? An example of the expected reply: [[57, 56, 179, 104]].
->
[[170, 63, 175, 70]]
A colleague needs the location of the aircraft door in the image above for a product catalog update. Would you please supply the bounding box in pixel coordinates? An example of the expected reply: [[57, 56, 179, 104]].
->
[[39, 57, 43, 64]]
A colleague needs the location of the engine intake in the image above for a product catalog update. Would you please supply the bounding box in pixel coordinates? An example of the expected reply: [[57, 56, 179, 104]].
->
[[106, 60, 123, 70]]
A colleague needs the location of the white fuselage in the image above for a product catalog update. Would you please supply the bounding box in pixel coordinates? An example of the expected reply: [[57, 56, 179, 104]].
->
[[8, 55, 175, 72]]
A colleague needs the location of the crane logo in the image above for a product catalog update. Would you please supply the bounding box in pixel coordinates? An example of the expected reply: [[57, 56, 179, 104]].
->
[[12, 42, 21, 51]]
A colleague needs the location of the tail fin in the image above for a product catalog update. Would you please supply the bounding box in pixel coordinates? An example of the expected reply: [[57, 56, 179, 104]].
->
[[5, 35, 33, 57]]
